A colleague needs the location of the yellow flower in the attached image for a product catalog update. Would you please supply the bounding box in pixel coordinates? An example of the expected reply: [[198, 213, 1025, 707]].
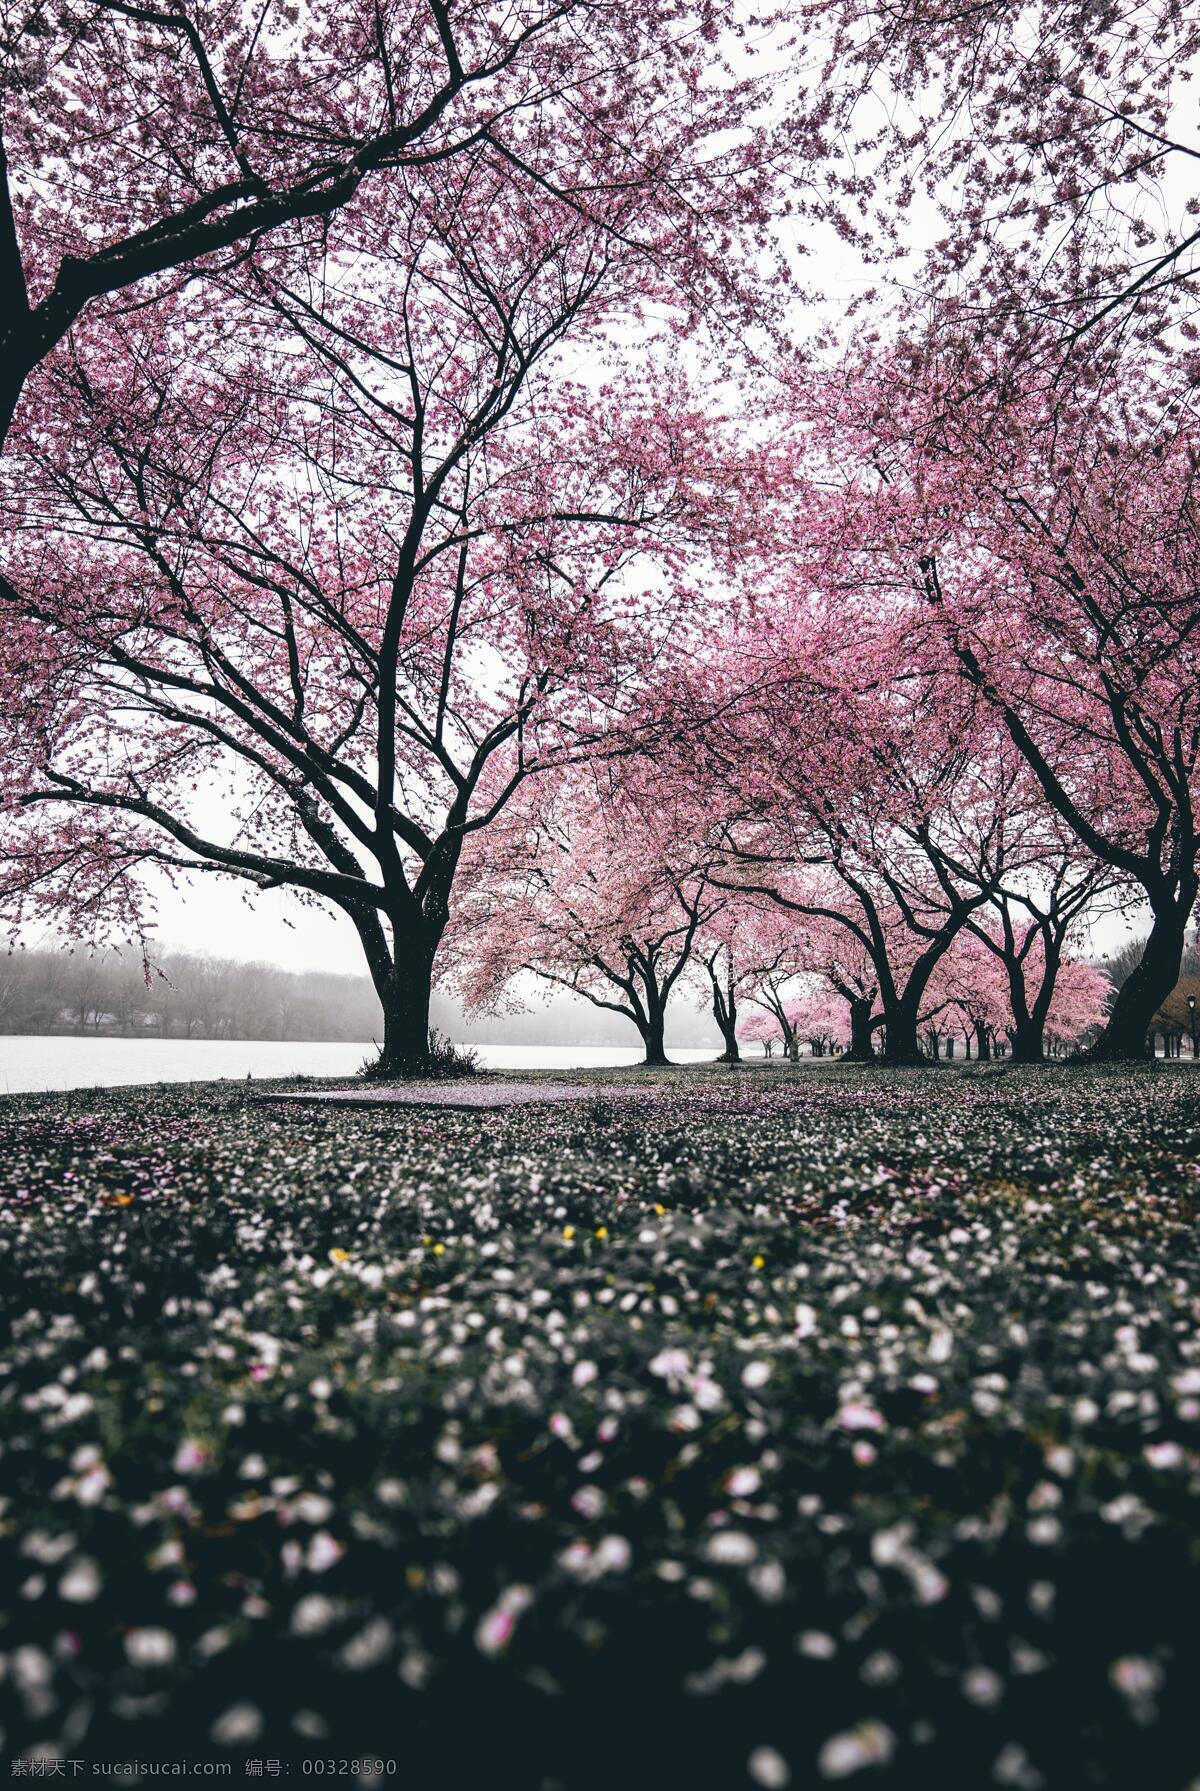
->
[[329, 1247, 350, 1263], [432, 1243, 446, 1256], [114, 1194, 134, 1208], [653, 1203, 665, 1216], [562, 1226, 576, 1241], [751, 1254, 765, 1270], [595, 1226, 609, 1241]]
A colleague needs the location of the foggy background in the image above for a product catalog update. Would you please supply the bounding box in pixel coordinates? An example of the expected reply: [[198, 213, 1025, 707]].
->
[[6, 867, 1142, 1051], [4, 877, 724, 1050]]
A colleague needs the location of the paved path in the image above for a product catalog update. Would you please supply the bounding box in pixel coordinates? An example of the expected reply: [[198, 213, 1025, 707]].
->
[[260, 1079, 605, 1111]]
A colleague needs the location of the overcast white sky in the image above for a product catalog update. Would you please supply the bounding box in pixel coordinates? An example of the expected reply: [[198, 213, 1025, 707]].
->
[[150, 875, 366, 971]]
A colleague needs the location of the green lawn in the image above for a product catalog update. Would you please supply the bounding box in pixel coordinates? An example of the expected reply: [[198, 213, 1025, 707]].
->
[[2, 1063, 1198, 1788]]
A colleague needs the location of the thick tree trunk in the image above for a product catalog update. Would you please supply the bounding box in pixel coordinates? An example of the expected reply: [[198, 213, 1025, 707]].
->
[[373, 946, 436, 1074], [841, 995, 876, 1063], [349, 898, 446, 1078], [880, 995, 927, 1065], [642, 1011, 670, 1067], [711, 977, 740, 1062], [996, 925, 1060, 1067], [1089, 906, 1189, 1061], [976, 1027, 991, 1062], [1009, 1019, 1044, 1064]]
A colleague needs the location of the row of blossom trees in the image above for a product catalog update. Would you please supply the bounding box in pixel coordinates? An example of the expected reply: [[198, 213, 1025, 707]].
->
[[445, 758, 1113, 1065], [0, 0, 1196, 1068]]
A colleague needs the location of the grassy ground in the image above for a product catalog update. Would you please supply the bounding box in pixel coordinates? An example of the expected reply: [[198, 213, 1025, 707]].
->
[[2, 1061, 1199, 1788]]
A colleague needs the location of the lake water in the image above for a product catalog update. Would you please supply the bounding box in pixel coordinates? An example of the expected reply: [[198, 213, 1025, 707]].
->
[[0, 1036, 727, 1095]]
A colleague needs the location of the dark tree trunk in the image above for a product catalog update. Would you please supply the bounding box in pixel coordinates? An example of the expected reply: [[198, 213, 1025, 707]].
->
[[880, 994, 927, 1065], [349, 896, 446, 1077], [374, 941, 436, 1074], [710, 971, 740, 1062], [642, 1010, 669, 1067], [1090, 906, 1190, 1061], [945, 1036, 956, 1058], [994, 922, 1062, 1066], [841, 995, 876, 1063], [976, 1027, 991, 1061]]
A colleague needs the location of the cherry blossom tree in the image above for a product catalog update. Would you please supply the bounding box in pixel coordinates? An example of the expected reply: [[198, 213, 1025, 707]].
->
[[667, 599, 1014, 1064], [744, 977, 802, 1060], [964, 865, 1121, 1063], [786, 917, 882, 1062], [918, 927, 1010, 1058], [697, 924, 745, 1064], [0, 136, 751, 1070], [810, 345, 1199, 1057], [693, 899, 807, 1063], [452, 773, 719, 1065], [0, 0, 791, 449], [1044, 958, 1111, 1055], [819, 0, 1200, 357], [737, 987, 848, 1057], [737, 1007, 781, 1057], [783, 986, 850, 1057]]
